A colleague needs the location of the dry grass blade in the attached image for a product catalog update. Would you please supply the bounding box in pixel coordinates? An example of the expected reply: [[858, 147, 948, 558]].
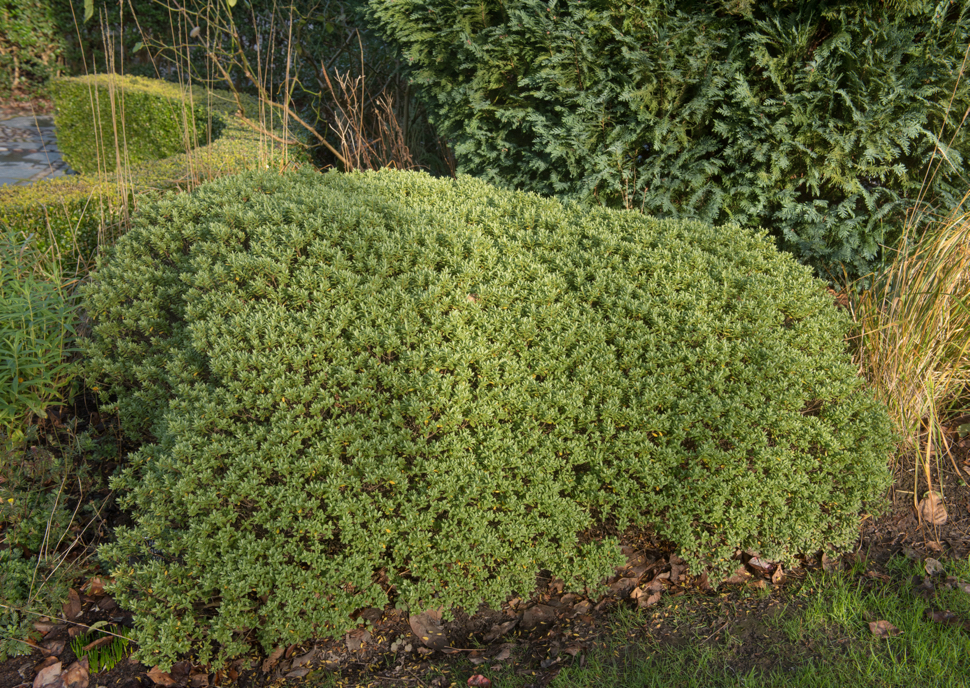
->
[[321, 67, 416, 172], [849, 197, 970, 510]]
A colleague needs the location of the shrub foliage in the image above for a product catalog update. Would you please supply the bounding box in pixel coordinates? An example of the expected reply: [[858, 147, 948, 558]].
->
[[49, 75, 218, 176], [0, 0, 73, 100], [84, 168, 892, 668], [365, 0, 970, 278]]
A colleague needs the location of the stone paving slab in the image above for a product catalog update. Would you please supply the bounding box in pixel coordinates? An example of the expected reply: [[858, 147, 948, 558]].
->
[[0, 109, 76, 188]]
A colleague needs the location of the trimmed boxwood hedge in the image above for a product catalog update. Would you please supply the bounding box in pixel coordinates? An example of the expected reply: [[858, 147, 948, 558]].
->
[[49, 75, 219, 176], [84, 167, 893, 669], [0, 75, 309, 261]]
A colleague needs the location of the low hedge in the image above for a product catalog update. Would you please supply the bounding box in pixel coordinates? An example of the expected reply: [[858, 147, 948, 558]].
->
[[0, 75, 309, 261], [84, 168, 893, 669], [48, 75, 219, 176]]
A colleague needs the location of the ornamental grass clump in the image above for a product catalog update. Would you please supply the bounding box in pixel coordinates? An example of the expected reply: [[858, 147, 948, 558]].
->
[[83, 168, 892, 669], [849, 196, 970, 507]]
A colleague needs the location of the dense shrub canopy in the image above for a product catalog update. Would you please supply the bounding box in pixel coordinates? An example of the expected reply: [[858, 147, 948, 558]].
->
[[365, 0, 970, 278], [50, 75, 219, 175], [84, 168, 892, 668], [0, 0, 73, 99]]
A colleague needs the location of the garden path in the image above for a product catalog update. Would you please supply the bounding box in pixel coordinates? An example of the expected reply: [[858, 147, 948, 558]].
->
[[0, 107, 73, 187]]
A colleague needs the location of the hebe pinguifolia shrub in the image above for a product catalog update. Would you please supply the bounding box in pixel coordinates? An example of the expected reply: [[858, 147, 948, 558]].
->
[[364, 0, 970, 279], [84, 168, 892, 668]]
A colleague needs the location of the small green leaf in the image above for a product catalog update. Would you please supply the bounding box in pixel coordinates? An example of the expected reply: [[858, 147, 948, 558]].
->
[[84, 0, 94, 22]]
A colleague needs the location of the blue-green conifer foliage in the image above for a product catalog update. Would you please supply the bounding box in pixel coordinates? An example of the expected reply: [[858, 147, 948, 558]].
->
[[83, 168, 892, 669], [364, 0, 970, 278]]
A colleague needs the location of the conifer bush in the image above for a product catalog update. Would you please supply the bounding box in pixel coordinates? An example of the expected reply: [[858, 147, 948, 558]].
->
[[84, 168, 892, 669], [364, 0, 970, 278]]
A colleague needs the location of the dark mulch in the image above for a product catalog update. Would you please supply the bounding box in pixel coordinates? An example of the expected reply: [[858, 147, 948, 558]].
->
[[3, 399, 969, 688]]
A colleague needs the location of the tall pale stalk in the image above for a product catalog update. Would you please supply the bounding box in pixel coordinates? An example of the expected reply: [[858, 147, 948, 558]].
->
[[849, 199, 970, 510]]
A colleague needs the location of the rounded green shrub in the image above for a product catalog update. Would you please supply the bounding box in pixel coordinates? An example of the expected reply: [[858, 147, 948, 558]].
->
[[84, 168, 892, 668]]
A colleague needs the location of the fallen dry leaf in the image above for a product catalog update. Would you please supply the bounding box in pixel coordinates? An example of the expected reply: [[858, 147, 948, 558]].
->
[[925, 609, 960, 625], [821, 553, 839, 572], [915, 580, 937, 601], [261, 647, 285, 673], [493, 645, 512, 661], [747, 557, 773, 574], [62, 658, 89, 688], [358, 607, 383, 624], [170, 661, 192, 684], [919, 491, 948, 525], [284, 668, 311, 679], [643, 591, 663, 607], [866, 570, 891, 582], [520, 604, 556, 630], [62, 589, 82, 621], [669, 561, 686, 584], [609, 577, 637, 597], [722, 565, 753, 585], [344, 629, 372, 652], [771, 564, 786, 585], [32, 621, 57, 636], [40, 639, 66, 657], [869, 620, 902, 637], [945, 577, 970, 595], [646, 570, 669, 592], [32, 660, 62, 688], [409, 610, 448, 650], [84, 578, 105, 597], [925, 558, 945, 576], [483, 619, 518, 643], [188, 670, 209, 688], [467, 675, 491, 687], [36, 657, 60, 670], [563, 644, 583, 657], [147, 666, 177, 687], [290, 649, 317, 668]]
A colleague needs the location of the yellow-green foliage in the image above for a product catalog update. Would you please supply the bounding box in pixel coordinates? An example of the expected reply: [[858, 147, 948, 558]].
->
[[0, 178, 125, 260], [86, 168, 893, 670], [0, 75, 310, 260], [48, 75, 217, 176]]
